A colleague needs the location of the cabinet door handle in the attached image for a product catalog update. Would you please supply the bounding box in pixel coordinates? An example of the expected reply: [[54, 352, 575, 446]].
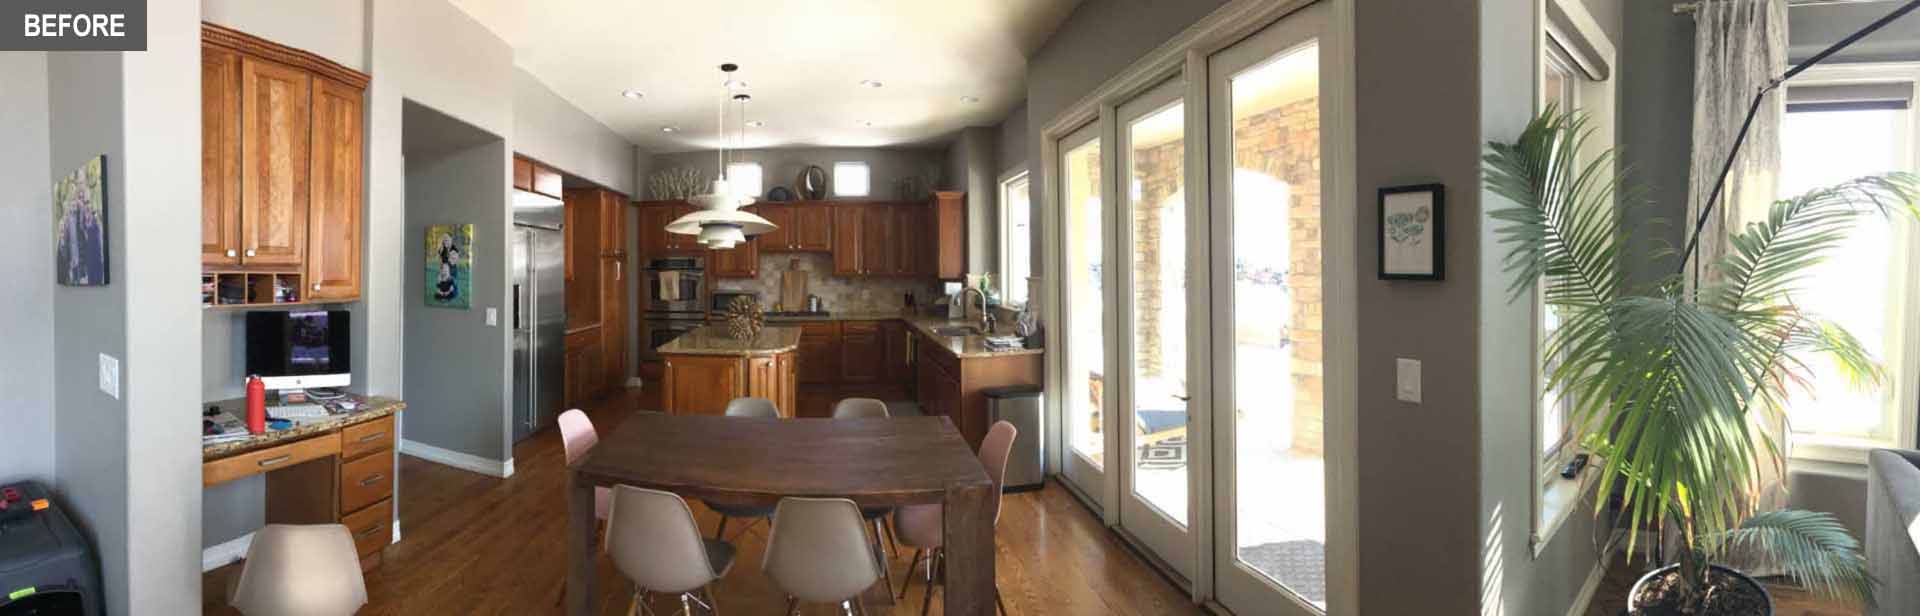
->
[[257, 455, 291, 468], [246, 249, 256, 257], [312, 283, 321, 291], [226, 249, 237, 258], [355, 431, 386, 443], [355, 524, 383, 540], [358, 473, 385, 486]]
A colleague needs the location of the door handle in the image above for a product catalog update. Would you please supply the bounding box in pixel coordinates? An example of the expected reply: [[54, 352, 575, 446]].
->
[[245, 249, 256, 257], [226, 249, 237, 258], [512, 284, 523, 329], [354, 524, 383, 540], [355, 431, 386, 443], [257, 455, 291, 468], [358, 473, 385, 486]]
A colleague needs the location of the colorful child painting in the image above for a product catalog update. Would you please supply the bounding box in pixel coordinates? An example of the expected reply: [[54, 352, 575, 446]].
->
[[425, 224, 473, 309], [54, 155, 108, 286]]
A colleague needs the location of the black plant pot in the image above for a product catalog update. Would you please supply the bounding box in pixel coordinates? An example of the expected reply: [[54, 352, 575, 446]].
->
[[1625, 563, 1773, 615]]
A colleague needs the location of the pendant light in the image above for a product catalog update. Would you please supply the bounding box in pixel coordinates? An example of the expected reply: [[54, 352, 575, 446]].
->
[[667, 63, 774, 250]]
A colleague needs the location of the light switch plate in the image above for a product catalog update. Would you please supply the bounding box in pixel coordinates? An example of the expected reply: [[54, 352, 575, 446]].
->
[[1395, 358, 1421, 404], [485, 307, 498, 327], [98, 353, 120, 399]]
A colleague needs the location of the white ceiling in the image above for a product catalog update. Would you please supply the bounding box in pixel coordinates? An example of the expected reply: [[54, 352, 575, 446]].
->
[[449, 0, 1082, 153]]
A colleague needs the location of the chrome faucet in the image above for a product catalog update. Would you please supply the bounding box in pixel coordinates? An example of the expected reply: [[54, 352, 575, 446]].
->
[[960, 287, 992, 334]]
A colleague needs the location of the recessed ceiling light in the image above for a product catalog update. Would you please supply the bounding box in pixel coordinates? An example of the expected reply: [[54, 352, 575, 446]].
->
[[660, 126, 678, 133], [860, 120, 874, 127], [621, 89, 643, 99], [723, 79, 748, 90], [960, 95, 980, 104], [859, 80, 883, 88], [746, 120, 765, 128]]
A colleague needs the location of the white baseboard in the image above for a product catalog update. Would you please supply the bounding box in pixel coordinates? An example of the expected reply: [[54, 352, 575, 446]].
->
[[203, 532, 253, 572], [1566, 529, 1628, 616], [392, 519, 402, 545], [400, 439, 515, 478]]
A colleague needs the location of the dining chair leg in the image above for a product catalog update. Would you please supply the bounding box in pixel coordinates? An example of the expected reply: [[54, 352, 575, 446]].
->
[[996, 588, 1008, 616], [680, 592, 695, 616], [713, 515, 730, 541], [703, 584, 720, 616], [897, 549, 924, 599], [919, 549, 944, 616], [784, 596, 799, 616], [854, 595, 871, 616], [869, 520, 895, 597], [919, 570, 936, 616], [884, 519, 901, 559]]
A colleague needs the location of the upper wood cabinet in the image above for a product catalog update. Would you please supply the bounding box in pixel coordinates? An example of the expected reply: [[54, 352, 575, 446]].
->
[[564, 188, 605, 330], [203, 23, 370, 304], [599, 190, 628, 257], [753, 203, 833, 252], [513, 156, 563, 200], [636, 201, 699, 255], [239, 56, 311, 268], [832, 205, 864, 275], [202, 46, 243, 267], [306, 77, 364, 301], [932, 191, 966, 280], [710, 240, 759, 278]]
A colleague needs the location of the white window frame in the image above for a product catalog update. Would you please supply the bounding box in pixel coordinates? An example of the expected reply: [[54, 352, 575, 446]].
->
[[725, 161, 763, 201], [1779, 62, 1920, 467], [832, 161, 870, 197], [1532, 0, 1616, 556], [999, 168, 1033, 307]]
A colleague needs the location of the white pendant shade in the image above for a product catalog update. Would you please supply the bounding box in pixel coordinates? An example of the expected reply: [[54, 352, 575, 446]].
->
[[661, 63, 774, 249]]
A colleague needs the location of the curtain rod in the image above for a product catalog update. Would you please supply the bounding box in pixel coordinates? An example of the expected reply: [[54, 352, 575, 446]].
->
[[1675, 0, 1889, 15]]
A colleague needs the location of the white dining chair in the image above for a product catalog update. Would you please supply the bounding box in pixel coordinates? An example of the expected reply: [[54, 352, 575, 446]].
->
[[764, 497, 883, 616], [228, 524, 368, 616], [896, 420, 1018, 616], [605, 485, 736, 616]]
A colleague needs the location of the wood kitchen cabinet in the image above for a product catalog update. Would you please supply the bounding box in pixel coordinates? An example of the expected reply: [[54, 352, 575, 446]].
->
[[306, 76, 364, 301], [512, 156, 562, 200], [756, 203, 834, 252], [202, 24, 368, 306], [564, 189, 604, 330], [796, 321, 840, 385], [564, 329, 605, 409], [882, 319, 912, 383], [839, 321, 884, 384], [932, 191, 966, 280], [913, 328, 1041, 450], [637, 201, 699, 255], [709, 237, 759, 278], [832, 203, 919, 277], [832, 205, 864, 275], [661, 350, 798, 417], [562, 187, 631, 402]]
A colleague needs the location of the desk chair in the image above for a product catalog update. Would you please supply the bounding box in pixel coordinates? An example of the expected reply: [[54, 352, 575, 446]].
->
[[228, 524, 367, 616], [896, 420, 1017, 616], [607, 485, 736, 616], [764, 497, 882, 616]]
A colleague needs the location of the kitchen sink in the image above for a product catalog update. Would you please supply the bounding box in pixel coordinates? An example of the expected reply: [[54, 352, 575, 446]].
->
[[932, 326, 981, 337]]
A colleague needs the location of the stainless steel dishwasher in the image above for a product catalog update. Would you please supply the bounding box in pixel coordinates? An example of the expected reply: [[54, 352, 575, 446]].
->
[[983, 385, 1045, 491]]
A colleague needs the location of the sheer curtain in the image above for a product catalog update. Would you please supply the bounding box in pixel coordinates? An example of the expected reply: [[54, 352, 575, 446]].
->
[[1688, 0, 1791, 519]]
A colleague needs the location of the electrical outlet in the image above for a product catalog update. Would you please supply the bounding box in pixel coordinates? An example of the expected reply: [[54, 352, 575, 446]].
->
[[485, 307, 498, 327], [1395, 357, 1421, 404], [98, 353, 120, 399]]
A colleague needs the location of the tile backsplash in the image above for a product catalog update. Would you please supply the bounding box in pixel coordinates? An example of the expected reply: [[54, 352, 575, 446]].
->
[[714, 253, 947, 314]]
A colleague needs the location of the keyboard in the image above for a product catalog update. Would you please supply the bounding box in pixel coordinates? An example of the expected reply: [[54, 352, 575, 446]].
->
[[267, 404, 332, 420]]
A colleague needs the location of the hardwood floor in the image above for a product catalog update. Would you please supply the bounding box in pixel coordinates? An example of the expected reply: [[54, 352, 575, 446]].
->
[[202, 387, 1203, 615]]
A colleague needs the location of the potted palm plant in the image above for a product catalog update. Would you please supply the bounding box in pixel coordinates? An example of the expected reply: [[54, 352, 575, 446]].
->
[[1484, 108, 1920, 615]]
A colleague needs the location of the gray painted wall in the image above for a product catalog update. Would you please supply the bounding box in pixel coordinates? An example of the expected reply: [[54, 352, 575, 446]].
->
[[996, 102, 1029, 177], [943, 127, 998, 276], [47, 49, 134, 615], [513, 67, 636, 197], [645, 147, 945, 202], [404, 135, 512, 461], [1791, 2, 1920, 63], [0, 52, 55, 486], [201, 0, 365, 71]]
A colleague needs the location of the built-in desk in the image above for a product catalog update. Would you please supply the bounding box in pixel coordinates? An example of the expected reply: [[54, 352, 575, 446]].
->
[[202, 396, 404, 569]]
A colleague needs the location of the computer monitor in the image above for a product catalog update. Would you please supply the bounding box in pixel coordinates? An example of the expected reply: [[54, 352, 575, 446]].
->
[[245, 309, 352, 391]]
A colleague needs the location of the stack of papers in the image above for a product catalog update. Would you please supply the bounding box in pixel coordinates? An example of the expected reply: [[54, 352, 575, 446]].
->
[[983, 335, 1024, 351]]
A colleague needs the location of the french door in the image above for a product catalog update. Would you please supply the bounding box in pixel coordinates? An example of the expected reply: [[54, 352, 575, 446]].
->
[[1208, 3, 1347, 614], [1058, 122, 1112, 504], [1050, 1, 1349, 613], [1115, 76, 1197, 578]]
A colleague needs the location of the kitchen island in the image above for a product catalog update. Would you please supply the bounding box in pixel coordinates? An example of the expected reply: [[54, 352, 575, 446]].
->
[[657, 325, 800, 416]]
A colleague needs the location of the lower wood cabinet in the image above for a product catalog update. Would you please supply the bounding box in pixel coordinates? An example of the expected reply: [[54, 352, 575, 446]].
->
[[563, 328, 604, 409], [662, 351, 797, 417], [912, 330, 1041, 450]]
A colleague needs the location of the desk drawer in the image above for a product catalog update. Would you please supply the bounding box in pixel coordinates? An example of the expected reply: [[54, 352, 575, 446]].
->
[[204, 433, 341, 487], [341, 415, 395, 460], [340, 452, 393, 512], [340, 497, 392, 558]]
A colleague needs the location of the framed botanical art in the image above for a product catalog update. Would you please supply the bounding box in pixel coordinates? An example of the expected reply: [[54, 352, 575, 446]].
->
[[425, 224, 473, 309], [54, 155, 109, 286], [1378, 183, 1444, 280]]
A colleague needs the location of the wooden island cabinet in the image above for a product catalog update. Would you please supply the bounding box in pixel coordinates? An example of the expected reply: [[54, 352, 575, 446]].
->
[[658, 326, 800, 416]]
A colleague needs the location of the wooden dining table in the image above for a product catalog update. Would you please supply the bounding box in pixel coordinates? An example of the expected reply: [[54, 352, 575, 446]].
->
[[566, 413, 998, 615]]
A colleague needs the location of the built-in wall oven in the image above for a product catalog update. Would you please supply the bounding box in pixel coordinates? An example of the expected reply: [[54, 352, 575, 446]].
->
[[641, 256, 707, 360]]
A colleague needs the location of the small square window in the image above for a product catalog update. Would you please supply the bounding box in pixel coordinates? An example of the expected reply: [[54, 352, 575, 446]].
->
[[833, 162, 870, 197], [726, 162, 762, 201]]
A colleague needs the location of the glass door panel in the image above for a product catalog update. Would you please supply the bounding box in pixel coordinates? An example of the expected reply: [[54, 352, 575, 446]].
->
[[1117, 76, 1195, 579], [1211, 2, 1333, 613], [1059, 122, 1110, 502]]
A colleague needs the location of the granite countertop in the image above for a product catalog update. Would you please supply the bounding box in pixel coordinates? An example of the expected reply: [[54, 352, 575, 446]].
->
[[903, 317, 1046, 359], [203, 395, 404, 460], [762, 310, 914, 322], [657, 325, 801, 356]]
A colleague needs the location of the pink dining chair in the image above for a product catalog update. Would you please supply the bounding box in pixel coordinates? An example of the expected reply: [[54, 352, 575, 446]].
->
[[894, 420, 1017, 616], [554, 409, 611, 607]]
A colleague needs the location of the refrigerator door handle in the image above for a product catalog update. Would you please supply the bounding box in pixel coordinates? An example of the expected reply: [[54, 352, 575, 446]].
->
[[512, 283, 524, 331]]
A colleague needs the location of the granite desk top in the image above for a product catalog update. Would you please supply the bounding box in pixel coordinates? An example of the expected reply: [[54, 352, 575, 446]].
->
[[903, 317, 1046, 359], [202, 395, 404, 460], [656, 325, 802, 356]]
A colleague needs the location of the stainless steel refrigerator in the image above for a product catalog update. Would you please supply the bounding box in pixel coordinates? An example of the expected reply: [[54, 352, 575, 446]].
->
[[512, 224, 565, 443]]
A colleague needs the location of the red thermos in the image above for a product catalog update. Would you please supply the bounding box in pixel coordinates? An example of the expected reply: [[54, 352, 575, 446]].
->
[[245, 375, 267, 434]]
